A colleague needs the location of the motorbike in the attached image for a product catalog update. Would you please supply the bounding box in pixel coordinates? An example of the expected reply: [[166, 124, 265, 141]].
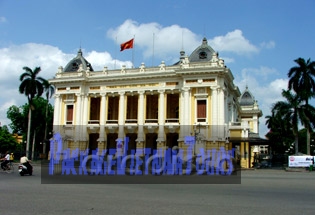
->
[[18, 163, 33, 176]]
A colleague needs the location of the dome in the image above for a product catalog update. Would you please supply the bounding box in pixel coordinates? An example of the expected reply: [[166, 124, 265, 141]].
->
[[63, 49, 94, 72], [239, 86, 255, 106], [188, 37, 216, 62]]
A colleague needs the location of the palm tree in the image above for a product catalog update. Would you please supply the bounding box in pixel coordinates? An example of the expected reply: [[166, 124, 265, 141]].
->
[[288, 58, 315, 103], [265, 111, 293, 153], [42, 80, 55, 155], [272, 90, 315, 154], [19, 66, 46, 158], [288, 58, 315, 154]]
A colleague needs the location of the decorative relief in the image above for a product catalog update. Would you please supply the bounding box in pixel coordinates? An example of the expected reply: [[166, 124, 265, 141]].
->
[[159, 61, 166, 71], [166, 82, 178, 86], [103, 66, 108, 75], [203, 78, 215, 82], [121, 65, 126, 74], [139, 63, 145, 73], [58, 87, 66, 91], [106, 83, 159, 89], [186, 79, 198, 84], [90, 86, 100, 90]]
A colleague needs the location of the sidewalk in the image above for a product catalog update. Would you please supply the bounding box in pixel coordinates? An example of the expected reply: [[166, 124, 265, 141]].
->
[[285, 167, 314, 172]]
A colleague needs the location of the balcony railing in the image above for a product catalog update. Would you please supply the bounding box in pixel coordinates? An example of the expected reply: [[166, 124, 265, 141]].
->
[[125, 119, 138, 124], [197, 118, 206, 122], [165, 118, 179, 123], [106, 120, 118, 124], [145, 119, 158, 124], [88, 120, 100, 124]]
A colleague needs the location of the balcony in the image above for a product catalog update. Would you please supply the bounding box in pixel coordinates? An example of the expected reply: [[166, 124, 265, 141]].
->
[[145, 119, 158, 124], [165, 118, 180, 133], [105, 120, 119, 133], [106, 120, 118, 124], [125, 119, 138, 133], [144, 119, 159, 133], [88, 120, 100, 125]]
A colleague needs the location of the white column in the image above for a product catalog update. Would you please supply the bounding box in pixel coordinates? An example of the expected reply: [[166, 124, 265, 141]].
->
[[99, 93, 106, 142], [53, 94, 61, 126], [211, 87, 218, 140], [53, 94, 61, 133], [253, 115, 258, 133], [218, 88, 225, 139], [157, 89, 165, 142], [82, 94, 89, 141], [231, 103, 235, 122], [179, 90, 185, 141], [183, 87, 190, 137], [75, 93, 82, 141], [137, 91, 144, 141], [118, 91, 125, 139]]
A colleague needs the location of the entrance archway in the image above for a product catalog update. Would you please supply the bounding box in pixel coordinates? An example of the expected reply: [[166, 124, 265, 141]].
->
[[88, 133, 99, 155], [107, 133, 118, 155], [145, 133, 157, 156], [166, 133, 178, 149], [126, 133, 137, 155]]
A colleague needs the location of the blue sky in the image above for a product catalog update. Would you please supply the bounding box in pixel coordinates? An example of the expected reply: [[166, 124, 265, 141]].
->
[[0, 0, 315, 137]]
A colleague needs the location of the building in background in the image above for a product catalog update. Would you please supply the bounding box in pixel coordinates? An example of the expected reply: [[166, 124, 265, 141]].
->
[[49, 38, 267, 168]]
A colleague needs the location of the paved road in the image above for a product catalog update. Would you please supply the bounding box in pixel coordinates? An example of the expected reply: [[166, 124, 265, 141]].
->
[[1, 165, 314, 215]]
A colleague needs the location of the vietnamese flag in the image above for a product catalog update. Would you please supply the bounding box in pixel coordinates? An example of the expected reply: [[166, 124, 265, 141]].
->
[[120, 38, 134, 51]]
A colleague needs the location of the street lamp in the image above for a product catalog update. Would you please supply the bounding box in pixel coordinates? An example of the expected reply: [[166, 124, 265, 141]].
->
[[191, 123, 202, 156], [194, 123, 201, 142]]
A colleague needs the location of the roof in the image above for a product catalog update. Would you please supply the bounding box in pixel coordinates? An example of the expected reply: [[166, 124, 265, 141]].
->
[[230, 133, 270, 144], [188, 37, 216, 62], [63, 49, 94, 72], [239, 86, 255, 106]]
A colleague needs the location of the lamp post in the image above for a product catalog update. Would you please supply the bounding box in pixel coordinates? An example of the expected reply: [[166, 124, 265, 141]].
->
[[192, 123, 201, 156]]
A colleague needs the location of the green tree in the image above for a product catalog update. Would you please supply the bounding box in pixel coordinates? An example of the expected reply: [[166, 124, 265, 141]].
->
[[272, 90, 315, 154], [6, 105, 27, 134], [0, 125, 18, 153], [265, 111, 294, 153], [6, 98, 54, 158], [18, 66, 46, 158], [288, 58, 315, 154], [42, 80, 55, 154]]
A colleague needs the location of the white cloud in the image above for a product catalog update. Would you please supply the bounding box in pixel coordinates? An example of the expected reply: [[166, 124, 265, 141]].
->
[[241, 66, 278, 81], [0, 98, 18, 128], [208, 29, 259, 55], [0, 44, 132, 128], [220, 56, 235, 64], [260, 41, 275, 49], [0, 16, 7, 23], [107, 19, 200, 63], [0, 20, 279, 137], [235, 66, 288, 137], [85, 50, 133, 70], [107, 20, 273, 64]]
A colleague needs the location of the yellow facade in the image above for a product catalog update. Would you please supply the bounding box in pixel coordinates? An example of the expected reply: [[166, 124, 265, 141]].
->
[[49, 39, 264, 169]]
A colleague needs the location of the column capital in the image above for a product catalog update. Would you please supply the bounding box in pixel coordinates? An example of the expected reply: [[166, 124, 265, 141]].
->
[[181, 87, 190, 92], [100, 92, 107, 97], [138, 90, 145, 95], [158, 89, 165, 94], [210, 86, 219, 90], [79, 93, 89, 97], [118, 91, 125, 96]]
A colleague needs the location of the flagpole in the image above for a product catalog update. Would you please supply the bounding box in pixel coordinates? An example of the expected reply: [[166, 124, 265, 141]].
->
[[132, 35, 135, 68], [114, 36, 117, 69], [152, 33, 154, 67]]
